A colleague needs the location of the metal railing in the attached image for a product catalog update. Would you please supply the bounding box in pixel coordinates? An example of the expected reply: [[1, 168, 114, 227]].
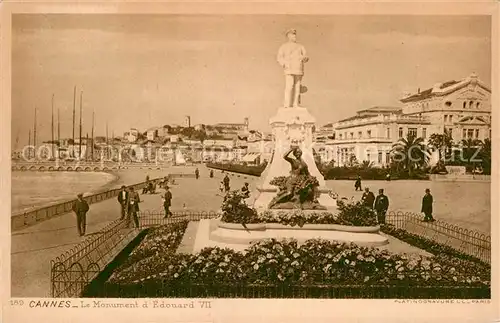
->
[[50, 211, 219, 297], [11, 174, 196, 231], [386, 211, 491, 264]]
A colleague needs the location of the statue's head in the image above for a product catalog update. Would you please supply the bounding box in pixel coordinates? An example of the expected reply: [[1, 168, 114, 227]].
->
[[285, 28, 297, 42], [293, 147, 302, 159]]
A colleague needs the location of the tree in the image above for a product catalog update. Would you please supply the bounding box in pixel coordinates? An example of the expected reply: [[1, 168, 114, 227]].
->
[[461, 138, 481, 164], [428, 128, 453, 162], [360, 160, 373, 169], [479, 138, 492, 175], [391, 133, 428, 177]]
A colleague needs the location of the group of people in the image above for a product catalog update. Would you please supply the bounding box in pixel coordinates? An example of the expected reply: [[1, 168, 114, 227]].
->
[[359, 184, 435, 224]]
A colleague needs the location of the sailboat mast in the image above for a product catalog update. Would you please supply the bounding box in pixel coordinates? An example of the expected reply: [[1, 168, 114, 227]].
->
[[91, 110, 94, 161], [33, 108, 37, 150], [106, 121, 109, 160], [51, 94, 55, 159], [57, 107, 60, 157], [72, 86, 76, 156], [28, 129, 31, 159], [79, 91, 83, 159]]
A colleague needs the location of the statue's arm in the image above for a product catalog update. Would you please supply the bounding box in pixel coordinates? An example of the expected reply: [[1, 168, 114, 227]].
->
[[277, 45, 285, 67], [301, 45, 309, 63], [283, 147, 294, 163]]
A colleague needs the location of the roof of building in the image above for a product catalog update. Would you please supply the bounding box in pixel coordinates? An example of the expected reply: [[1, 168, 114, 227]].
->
[[358, 106, 403, 113], [400, 74, 490, 103]]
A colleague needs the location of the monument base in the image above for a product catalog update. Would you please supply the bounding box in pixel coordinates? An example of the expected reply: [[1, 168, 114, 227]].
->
[[192, 218, 389, 254]]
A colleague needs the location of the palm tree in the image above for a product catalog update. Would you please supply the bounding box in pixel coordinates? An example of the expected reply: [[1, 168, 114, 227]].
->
[[361, 160, 373, 169], [461, 138, 482, 166], [391, 133, 428, 177], [428, 128, 453, 161], [479, 138, 492, 175]]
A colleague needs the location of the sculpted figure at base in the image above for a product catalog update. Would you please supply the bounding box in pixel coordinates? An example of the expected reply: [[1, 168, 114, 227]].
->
[[277, 29, 309, 108], [268, 147, 326, 210]]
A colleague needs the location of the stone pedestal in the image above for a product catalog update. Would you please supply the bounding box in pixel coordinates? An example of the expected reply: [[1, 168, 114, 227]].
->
[[253, 107, 338, 212]]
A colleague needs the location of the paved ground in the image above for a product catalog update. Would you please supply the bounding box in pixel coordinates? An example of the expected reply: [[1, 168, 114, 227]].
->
[[327, 180, 490, 234], [10, 168, 254, 297], [10, 165, 488, 297]]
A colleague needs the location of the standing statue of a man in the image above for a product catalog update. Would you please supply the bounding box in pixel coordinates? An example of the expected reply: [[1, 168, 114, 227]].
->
[[277, 29, 309, 108]]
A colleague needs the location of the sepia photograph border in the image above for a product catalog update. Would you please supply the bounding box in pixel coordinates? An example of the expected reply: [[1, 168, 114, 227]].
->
[[1, 1, 499, 322]]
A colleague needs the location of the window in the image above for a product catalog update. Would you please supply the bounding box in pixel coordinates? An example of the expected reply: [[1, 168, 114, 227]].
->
[[463, 102, 467, 109], [469, 101, 473, 109], [475, 129, 479, 139], [367, 130, 372, 138], [367, 152, 370, 161], [449, 115, 453, 123], [386, 152, 390, 164], [467, 129, 474, 139], [476, 102, 480, 109], [422, 128, 427, 138], [358, 131, 362, 139], [445, 101, 452, 107], [378, 152, 383, 164], [350, 132, 354, 139], [398, 127, 403, 138], [408, 128, 417, 138], [444, 115, 448, 123], [448, 128, 453, 137], [339, 133, 342, 140], [386, 127, 390, 139], [462, 129, 467, 139]]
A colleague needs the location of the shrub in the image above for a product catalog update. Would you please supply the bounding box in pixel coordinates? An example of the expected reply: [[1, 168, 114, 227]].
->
[[336, 200, 378, 226], [220, 190, 259, 225]]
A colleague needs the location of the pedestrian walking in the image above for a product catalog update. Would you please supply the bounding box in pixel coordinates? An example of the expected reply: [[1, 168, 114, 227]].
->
[[117, 185, 129, 220], [195, 168, 200, 179], [354, 175, 362, 191], [241, 182, 250, 198], [72, 193, 89, 236], [209, 169, 214, 178], [421, 188, 435, 222], [126, 187, 140, 228], [361, 187, 375, 209], [223, 174, 230, 192], [374, 189, 389, 225], [163, 186, 173, 218]]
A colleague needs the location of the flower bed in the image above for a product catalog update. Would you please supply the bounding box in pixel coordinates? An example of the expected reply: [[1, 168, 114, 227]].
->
[[381, 224, 490, 278], [106, 228, 490, 297], [220, 190, 377, 227]]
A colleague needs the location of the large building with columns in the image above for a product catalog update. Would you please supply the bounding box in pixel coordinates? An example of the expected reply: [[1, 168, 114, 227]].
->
[[316, 73, 492, 166]]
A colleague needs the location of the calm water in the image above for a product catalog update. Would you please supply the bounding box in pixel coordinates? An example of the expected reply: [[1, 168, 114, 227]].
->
[[11, 172, 117, 214]]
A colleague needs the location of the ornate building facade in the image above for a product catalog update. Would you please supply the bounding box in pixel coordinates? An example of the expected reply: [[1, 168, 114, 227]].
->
[[319, 73, 491, 167]]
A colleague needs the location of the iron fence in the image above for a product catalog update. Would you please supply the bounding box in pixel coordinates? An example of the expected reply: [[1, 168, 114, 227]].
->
[[50, 211, 219, 297], [386, 211, 491, 264]]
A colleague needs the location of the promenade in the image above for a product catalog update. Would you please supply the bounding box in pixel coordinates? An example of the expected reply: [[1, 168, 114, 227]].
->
[[11, 168, 256, 297]]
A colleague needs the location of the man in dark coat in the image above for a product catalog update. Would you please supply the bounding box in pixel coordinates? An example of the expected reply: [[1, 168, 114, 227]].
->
[[361, 187, 375, 209], [163, 186, 173, 218], [126, 187, 140, 228], [421, 188, 435, 222], [117, 185, 129, 220], [209, 169, 214, 178], [72, 193, 89, 236], [195, 168, 200, 179], [374, 188, 389, 225], [354, 175, 362, 191], [223, 174, 230, 192]]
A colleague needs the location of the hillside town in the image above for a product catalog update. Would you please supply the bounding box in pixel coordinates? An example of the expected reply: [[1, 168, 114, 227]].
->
[[13, 73, 491, 174]]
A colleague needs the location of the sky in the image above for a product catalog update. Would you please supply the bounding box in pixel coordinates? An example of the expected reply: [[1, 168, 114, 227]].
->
[[11, 14, 491, 147]]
